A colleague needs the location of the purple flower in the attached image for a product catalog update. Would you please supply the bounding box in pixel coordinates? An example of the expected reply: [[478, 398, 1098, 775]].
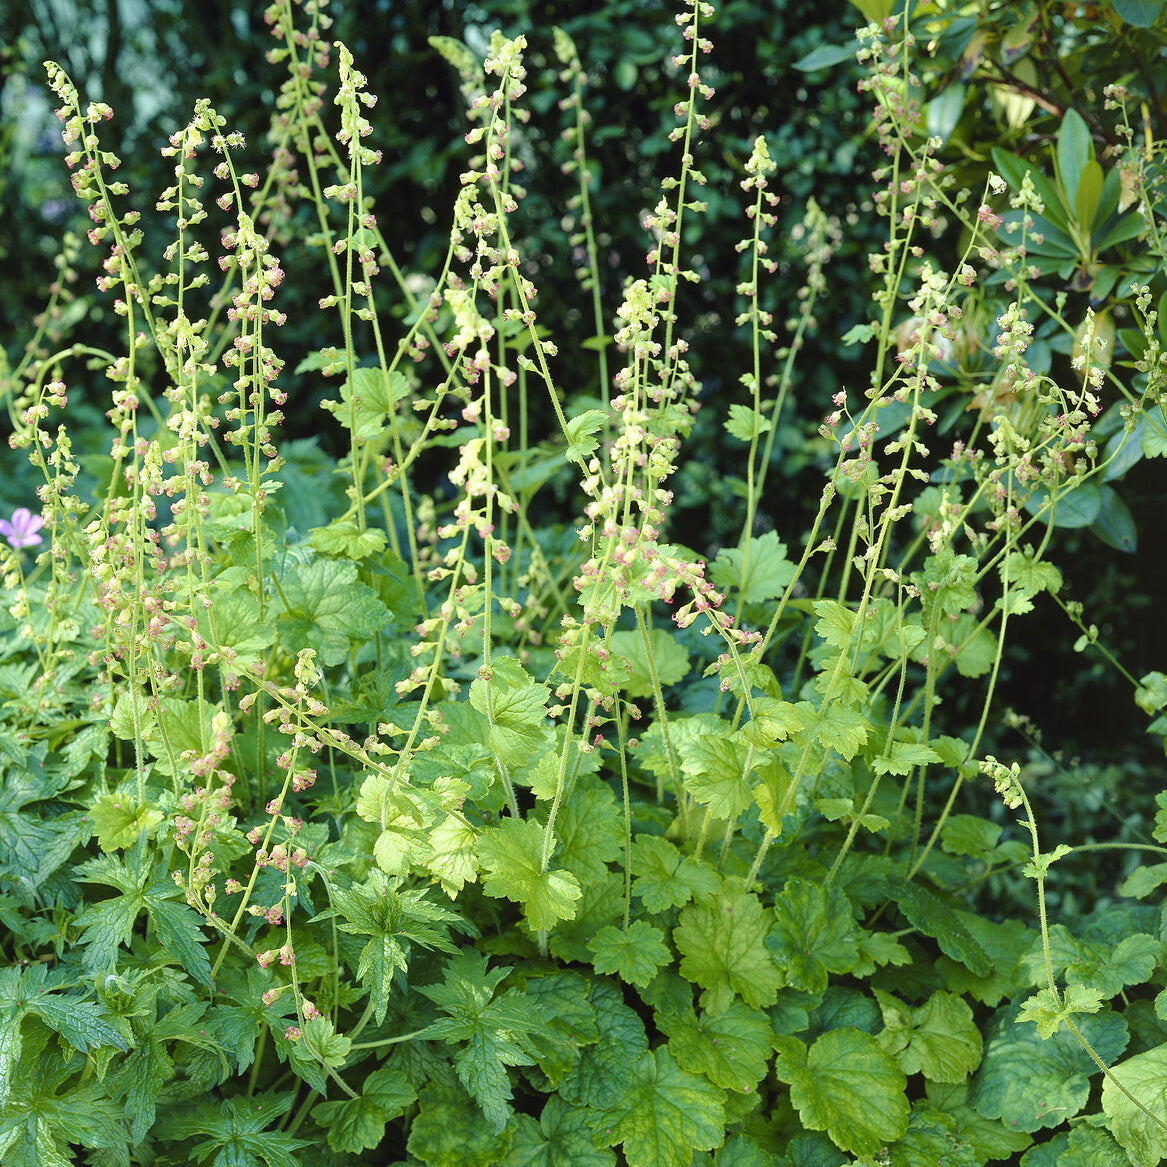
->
[[0, 508, 45, 549]]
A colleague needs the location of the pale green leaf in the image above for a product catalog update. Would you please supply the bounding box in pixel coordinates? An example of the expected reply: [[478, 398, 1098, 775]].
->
[[1016, 984, 1104, 1039], [469, 656, 551, 768], [590, 1048, 726, 1167], [276, 557, 391, 666], [710, 531, 796, 604], [631, 835, 721, 913], [679, 730, 757, 820], [773, 1028, 910, 1157], [609, 627, 690, 698], [723, 403, 770, 442], [588, 921, 670, 988], [675, 887, 784, 1013], [477, 817, 581, 931], [309, 520, 389, 560], [659, 1001, 774, 1093], [1101, 1044, 1167, 1166]]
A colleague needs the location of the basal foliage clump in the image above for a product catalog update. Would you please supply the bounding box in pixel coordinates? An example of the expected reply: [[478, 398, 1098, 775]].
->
[[2, 0, 1167, 1164]]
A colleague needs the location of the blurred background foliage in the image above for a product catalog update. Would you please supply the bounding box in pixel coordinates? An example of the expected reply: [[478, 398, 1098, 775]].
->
[[1, 0, 1164, 824]]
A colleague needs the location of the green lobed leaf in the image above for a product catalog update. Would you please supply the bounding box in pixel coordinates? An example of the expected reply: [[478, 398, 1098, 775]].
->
[[564, 409, 607, 465], [773, 1028, 910, 1158], [559, 980, 648, 1111], [876, 989, 983, 1082], [588, 921, 670, 988], [1101, 1044, 1167, 1165], [477, 816, 582, 931], [406, 1079, 513, 1167], [631, 835, 721, 913], [311, 1068, 415, 1154], [887, 1104, 982, 1167], [609, 627, 690, 698], [767, 878, 857, 994], [551, 779, 622, 883], [675, 886, 785, 1013], [971, 1005, 1128, 1131], [723, 402, 770, 442], [1016, 984, 1105, 1039], [589, 1048, 727, 1167], [469, 656, 552, 768], [658, 1001, 774, 1093], [710, 531, 796, 603], [501, 1096, 616, 1167], [309, 520, 389, 560], [276, 557, 391, 666], [679, 728, 758, 820]]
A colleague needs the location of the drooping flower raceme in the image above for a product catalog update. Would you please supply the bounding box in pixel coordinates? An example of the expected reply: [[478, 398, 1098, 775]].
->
[[0, 508, 44, 549]]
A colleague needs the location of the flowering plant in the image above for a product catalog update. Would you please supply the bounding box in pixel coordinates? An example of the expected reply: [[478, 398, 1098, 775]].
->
[[0, 507, 44, 549], [0, 2, 1164, 1164]]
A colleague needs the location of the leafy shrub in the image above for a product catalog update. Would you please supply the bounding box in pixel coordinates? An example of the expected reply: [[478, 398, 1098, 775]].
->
[[1, 1, 1166, 1165]]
